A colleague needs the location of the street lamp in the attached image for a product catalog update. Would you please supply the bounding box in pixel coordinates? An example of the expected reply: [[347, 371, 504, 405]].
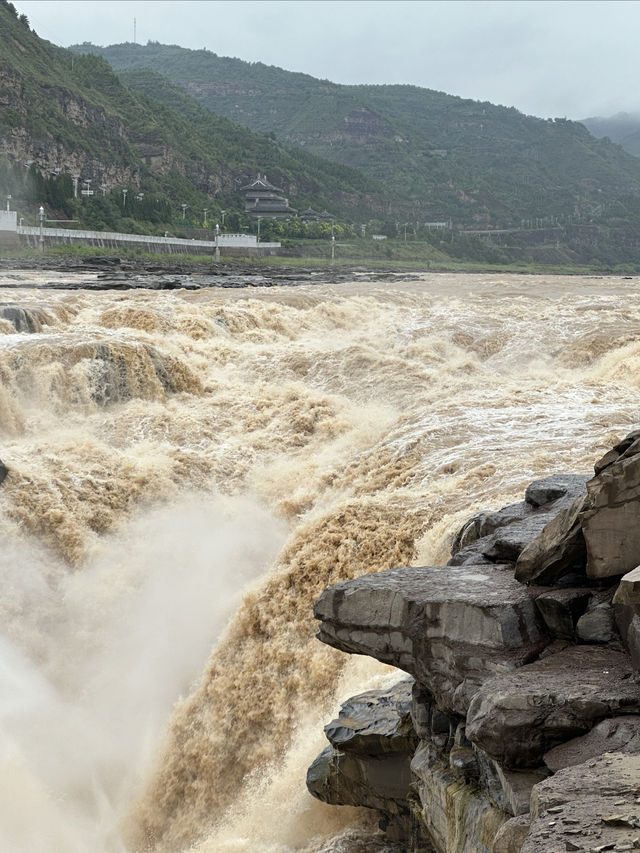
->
[[203, 208, 208, 226], [220, 209, 226, 228], [6, 195, 11, 212], [181, 203, 188, 219], [38, 205, 45, 252], [122, 188, 128, 208], [257, 216, 262, 243], [215, 222, 220, 261]]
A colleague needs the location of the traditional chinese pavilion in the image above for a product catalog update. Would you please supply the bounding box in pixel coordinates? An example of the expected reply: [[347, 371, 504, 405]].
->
[[240, 174, 297, 218]]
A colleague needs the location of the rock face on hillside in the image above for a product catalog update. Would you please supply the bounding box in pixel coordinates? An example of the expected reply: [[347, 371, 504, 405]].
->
[[308, 432, 640, 852]]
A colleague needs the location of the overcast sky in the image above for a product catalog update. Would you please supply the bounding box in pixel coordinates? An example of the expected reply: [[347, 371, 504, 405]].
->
[[12, 0, 640, 120]]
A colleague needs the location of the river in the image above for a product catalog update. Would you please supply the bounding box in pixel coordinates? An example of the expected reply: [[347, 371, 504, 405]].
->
[[0, 270, 637, 851]]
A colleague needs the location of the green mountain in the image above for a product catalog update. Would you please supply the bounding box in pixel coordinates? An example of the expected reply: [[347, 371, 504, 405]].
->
[[72, 41, 640, 229], [0, 0, 380, 232], [581, 112, 640, 158]]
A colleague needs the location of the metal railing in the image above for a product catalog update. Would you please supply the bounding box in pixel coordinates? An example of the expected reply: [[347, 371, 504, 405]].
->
[[16, 225, 280, 249]]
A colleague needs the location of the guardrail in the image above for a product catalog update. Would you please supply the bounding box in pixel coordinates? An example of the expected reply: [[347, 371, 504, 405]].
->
[[17, 224, 280, 251]]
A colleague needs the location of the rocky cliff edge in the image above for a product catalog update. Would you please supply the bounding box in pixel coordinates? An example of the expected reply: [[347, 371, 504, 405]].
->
[[307, 432, 640, 852]]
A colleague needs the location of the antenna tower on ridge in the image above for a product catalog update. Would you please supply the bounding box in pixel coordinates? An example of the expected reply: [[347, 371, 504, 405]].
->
[[133, 17, 136, 44]]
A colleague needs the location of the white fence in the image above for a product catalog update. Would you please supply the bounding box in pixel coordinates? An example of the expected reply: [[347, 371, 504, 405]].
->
[[16, 225, 280, 252]]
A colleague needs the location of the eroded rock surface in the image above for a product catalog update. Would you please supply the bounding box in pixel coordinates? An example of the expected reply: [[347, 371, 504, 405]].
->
[[523, 752, 640, 852]]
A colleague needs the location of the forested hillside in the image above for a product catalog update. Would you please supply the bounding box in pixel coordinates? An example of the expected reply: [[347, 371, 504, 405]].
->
[[75, 41, 640, 228], [0, 1, 381, 233]]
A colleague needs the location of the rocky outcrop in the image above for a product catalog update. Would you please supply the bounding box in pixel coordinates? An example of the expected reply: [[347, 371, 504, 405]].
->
[[0, 458, 7, 485], [308, 432, 640, 852], [306, 679, 424, 846], [314, 563, 547, 716], [450, 475, 588, 569]]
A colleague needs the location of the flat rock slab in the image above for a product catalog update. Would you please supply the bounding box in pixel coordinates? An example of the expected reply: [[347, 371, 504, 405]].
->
[[466, 646, 640, 768], [314, 564, 547, 715], [324, 677, 416, 755], [522, 752, 640, 852]]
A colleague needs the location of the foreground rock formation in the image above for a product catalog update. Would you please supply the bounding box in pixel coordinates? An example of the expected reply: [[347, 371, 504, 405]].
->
[[307, 433, 640, 852]]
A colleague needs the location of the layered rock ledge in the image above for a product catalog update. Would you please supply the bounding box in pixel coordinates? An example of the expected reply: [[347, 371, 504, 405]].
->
[[307, 432, 640, 852]]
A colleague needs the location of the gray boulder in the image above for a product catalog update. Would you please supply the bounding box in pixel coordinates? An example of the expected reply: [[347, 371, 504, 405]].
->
[[534, 588, 591, 640], [524, 474, 590, 508], [465, 646, 640, 768], [614, 565, 640, 616], [450, 475, 588, 568], [0, 459, 7, 486], [314, 563, 547, 715], [323, 677, 417, 756], [514, 494, 589, 585]]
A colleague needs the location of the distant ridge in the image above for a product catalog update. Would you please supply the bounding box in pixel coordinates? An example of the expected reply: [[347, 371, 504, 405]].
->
[[73, 41, 640, 228]]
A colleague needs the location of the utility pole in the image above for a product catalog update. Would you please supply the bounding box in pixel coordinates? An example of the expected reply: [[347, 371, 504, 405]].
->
[[203, 208, 208, 227], [215, 223, 220, 261], [38, 205, 45, 252], [221, 209, 226, 228], [257, 216, 262, 243], [6, 195, 10, 212], [330, 220, 335, 265]]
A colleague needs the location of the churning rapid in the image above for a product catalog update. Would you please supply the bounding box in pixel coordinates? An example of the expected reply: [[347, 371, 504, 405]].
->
[[0, 269, 639, 852]]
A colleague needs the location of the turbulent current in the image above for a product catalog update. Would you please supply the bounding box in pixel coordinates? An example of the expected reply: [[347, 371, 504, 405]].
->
[[0, 269, 638, 852]]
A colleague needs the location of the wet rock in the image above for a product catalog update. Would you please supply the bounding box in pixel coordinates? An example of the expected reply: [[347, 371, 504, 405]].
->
[[0, 459, 7, 486], [450, 502, 529, 557], [544, 716, 640, 772], [314, 563, 547, 715], [307, 678, 424, 847], [535, 588, 591, 640], [307, 744, 414, 813], [515, 494, 589, 585], [466, 646, 640, 768], [0, 303, 50, 332], [524, 474, 590, 508], [582, 433, 640, 579], [450, 476, 588, 568], [323, 678, 417, 756], [522, 752, 640, 852]]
